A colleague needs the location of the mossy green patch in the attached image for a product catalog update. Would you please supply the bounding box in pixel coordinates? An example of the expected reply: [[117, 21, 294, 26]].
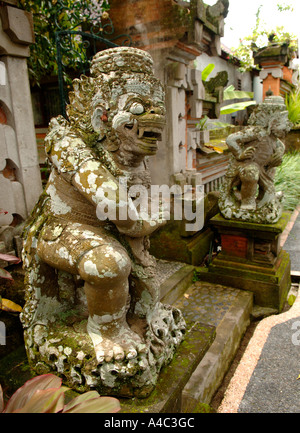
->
[[0, 346, 34, 400]]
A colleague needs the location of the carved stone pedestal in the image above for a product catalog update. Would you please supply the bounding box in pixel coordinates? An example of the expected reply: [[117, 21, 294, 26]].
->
[[197, 213, 291, 312]]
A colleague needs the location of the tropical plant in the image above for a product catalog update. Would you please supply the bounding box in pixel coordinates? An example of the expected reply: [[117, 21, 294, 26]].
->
[[285, 89, 300, 127], [230, 4, 297, 72], [197, 64, 255, 128], [201, 63, 215, 82], [0, 252, 23, 314], [0, 253, 21, 281], [221, 85, 256, 115], [0, 228, 23, 314], [275, 152, 300, 211], [18, 0, 110, 86], [0, 295, 22, 314], [0, 373, 121, 413]]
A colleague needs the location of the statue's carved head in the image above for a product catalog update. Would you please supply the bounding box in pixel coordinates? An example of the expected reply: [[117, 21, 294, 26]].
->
[[67, 47, 166, 156], [248, 95, 291, 138]]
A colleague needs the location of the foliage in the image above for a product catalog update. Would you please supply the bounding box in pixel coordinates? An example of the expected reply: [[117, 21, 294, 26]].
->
[[0, 253, 21, 281], [0, 215, 23, 313], [277, 2, 294, 13], [220, 84, 256, 115], [288, 294, 297, 306], [0, 373, 121, 413], [230, 5, 298, 72], [197, 66, 256, 129], [285, 89, 300, 127], [196, 115, 209, 130], [18, 0, 110, 85], [0, 250, 23, 313], [223, 85, 254, 101], [220, 100, 256, 115], [0, 295, 22, 314], [275, 152, 300, 211], [201, 63, 215, 82]]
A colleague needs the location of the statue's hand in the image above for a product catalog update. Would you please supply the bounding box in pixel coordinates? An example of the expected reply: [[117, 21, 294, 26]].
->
[[238, 146, 255, 161]]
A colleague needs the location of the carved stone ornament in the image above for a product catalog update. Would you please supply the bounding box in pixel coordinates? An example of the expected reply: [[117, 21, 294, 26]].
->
[[218, 96, 291, 224], [21, 47, 186, 398]]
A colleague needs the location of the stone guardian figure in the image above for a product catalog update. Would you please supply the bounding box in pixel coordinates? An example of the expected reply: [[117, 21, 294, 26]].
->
[[218, 96, 291, 223], [20, 47, 186, 398]]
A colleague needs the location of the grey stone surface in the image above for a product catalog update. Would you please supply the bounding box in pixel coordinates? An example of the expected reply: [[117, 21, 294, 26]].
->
[[284, 213, 300, 272], [174, 281, 240, 328], [238, 317, 300, 413], [0, 28, 42, 229], [175, 282, 253, 408]]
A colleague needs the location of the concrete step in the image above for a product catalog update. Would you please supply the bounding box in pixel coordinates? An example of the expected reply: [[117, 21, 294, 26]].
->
[[175, 281, 253, 411]]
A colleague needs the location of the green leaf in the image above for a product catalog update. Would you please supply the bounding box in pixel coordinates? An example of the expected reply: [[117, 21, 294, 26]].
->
[[196, 115, 209, 130], [224, 85, 254, 101], [220, 101, 256, 115], [201, 64, 215, 82], [288, 294, 297, 306], [286, 91, 300, 125]]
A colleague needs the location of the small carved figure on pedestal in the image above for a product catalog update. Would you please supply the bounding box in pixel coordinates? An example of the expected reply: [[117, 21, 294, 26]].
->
[[219, 96, 291, 223]]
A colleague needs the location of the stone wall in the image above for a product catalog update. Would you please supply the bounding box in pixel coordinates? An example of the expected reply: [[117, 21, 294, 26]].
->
[[0, 2, 42, 254], [109, 0, 230, 187]]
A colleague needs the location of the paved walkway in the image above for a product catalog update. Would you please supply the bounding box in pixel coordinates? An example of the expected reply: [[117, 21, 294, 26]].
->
[[218, 206, 300, 413], [283, 206, 300, 273]]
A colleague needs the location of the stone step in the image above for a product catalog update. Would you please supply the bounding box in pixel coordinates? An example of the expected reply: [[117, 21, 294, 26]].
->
[[177, 282, 253, 411]]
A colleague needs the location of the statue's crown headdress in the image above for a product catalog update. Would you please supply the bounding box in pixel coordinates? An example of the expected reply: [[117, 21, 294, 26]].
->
[[90, 47, 154, 76]]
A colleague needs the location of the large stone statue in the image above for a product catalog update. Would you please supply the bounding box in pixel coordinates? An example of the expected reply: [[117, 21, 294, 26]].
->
[[218, 96, 291, 223], [20, 47, 186, 398]]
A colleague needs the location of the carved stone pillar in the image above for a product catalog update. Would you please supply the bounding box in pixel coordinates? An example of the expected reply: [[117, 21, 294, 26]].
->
[[0, 1, 42, 232]]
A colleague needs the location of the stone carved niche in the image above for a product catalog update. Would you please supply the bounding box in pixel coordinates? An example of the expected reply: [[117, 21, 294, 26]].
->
[[218, 96, 291, 223], [21, 47, 186, 398]]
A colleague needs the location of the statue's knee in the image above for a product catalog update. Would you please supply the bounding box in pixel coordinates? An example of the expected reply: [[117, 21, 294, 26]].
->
[[78, 245, 131, 286], [240, 164, 259, 182]]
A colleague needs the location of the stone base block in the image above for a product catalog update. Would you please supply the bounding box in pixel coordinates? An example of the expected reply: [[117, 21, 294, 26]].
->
[[150, 225, 214, 265], [198, 213, 292, 312], [202, 250, 291, 312]]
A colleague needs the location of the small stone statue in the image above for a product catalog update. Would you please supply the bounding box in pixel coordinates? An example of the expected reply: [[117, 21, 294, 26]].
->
[[20, 47, 186, 397], [218, 96, 291, 223]]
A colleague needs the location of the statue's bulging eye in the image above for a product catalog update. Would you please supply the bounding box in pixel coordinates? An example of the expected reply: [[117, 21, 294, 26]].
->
[[130, 102, 144, 115]]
